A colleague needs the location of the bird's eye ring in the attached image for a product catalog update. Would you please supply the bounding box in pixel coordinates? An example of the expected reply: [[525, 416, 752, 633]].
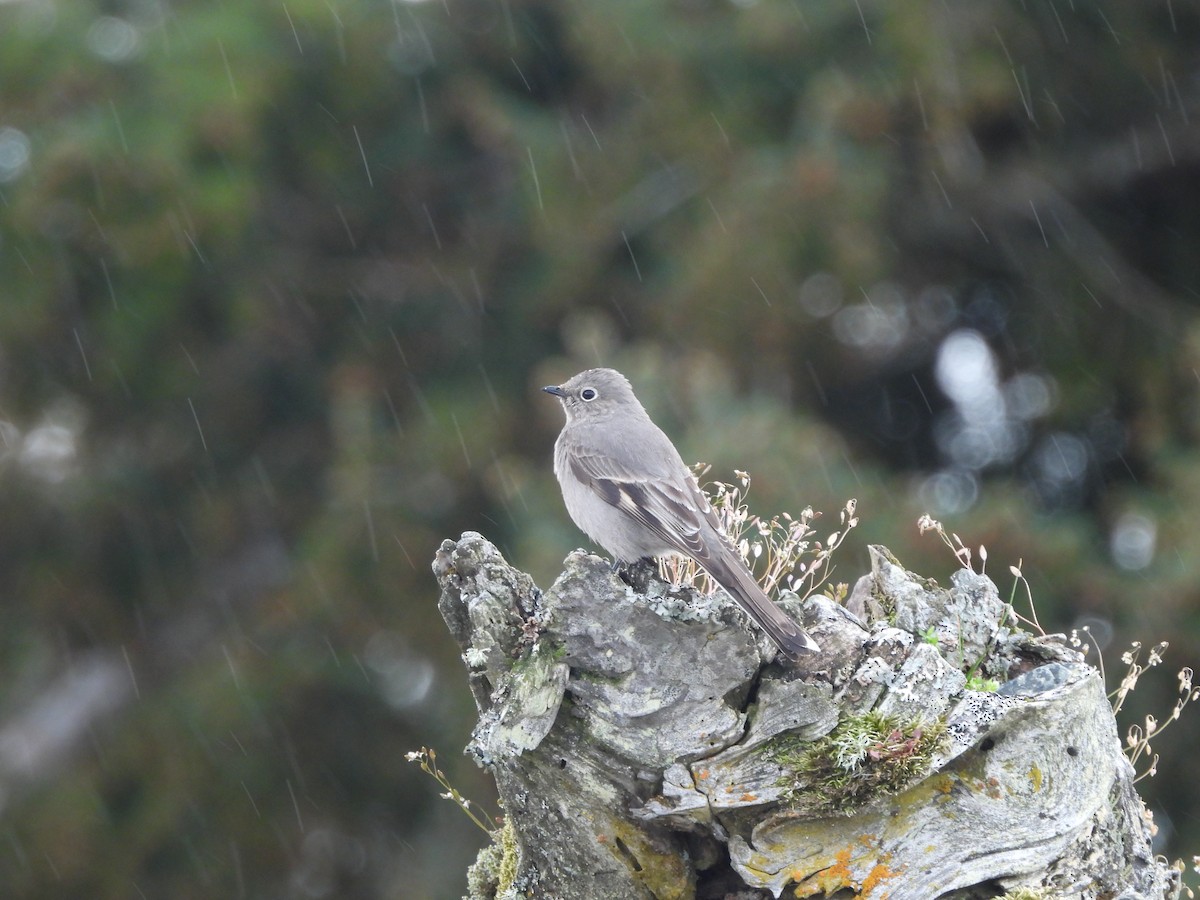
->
[[580, 388, 597, 401]]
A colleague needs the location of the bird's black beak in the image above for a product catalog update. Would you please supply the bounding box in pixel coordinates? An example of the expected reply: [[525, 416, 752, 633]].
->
[[542, 385, 567, 398]]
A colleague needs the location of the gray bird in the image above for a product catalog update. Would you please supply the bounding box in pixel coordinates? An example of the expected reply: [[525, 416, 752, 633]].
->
[[543, 367, 819, 659]]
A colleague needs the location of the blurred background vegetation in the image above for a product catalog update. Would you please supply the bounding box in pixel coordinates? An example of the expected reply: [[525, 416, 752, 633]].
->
[[1, 0, 1198, 896]]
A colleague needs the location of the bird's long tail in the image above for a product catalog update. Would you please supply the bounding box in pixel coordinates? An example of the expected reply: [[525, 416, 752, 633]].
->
[[702, 549, 820, 659]]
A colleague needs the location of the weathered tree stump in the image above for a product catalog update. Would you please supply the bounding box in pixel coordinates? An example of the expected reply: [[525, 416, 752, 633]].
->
[[433, 532, 1180, 900]]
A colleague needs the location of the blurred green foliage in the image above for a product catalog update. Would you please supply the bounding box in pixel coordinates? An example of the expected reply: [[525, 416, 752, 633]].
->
[[1, 0, 1198, 896]]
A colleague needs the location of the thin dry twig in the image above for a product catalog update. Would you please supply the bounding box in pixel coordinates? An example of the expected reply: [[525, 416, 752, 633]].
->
[[405, 746, 498, 835]]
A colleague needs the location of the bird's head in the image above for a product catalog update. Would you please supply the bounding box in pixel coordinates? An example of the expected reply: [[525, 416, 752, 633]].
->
[[542, 367, 640, 424]]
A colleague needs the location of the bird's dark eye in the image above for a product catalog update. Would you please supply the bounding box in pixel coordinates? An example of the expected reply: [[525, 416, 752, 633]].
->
[[580, 388, 597, 401]]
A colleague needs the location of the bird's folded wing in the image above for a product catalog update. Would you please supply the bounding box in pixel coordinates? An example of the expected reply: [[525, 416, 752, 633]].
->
[[569, 446, 818, 656], [568, 451, 718, 560]]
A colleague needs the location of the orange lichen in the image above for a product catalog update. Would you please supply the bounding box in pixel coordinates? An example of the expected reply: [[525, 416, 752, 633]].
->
[[791, 847, 854, 898], [791, 836, 907, 898], [828, 846, 854, 882], [860, 858, 900, 895]]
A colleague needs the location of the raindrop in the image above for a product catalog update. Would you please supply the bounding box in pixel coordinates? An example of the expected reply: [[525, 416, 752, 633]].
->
[[217, 39, 238, 100], [510, 57, 532, 92], [529, 148, 545, 212], [1110, 511, 1156, 571], [1033, 431, 1089, 485], [705, 197, 728, 233], [352, 125, 372, 187], [281, 3, 303, 52], [749, 276, 771, 306], [580, 113, 602, 150], [187, 397, 209, 455], [0, 127, 31, 183], [1027, 431, 1091, 508], [86, 16, 142, 63]]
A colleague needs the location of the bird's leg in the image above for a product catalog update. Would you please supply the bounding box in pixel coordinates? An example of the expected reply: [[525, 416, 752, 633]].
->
[[609, 557, 652, 574], [614, 556, 658, 592]]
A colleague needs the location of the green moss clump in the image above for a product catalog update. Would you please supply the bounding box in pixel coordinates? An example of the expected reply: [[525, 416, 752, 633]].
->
[[965, 673, 1000, 692], [772, 711, 947, 815], [464, 817, 520, 900]]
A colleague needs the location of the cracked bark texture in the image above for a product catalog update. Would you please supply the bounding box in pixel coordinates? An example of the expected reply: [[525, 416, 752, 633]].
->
[[433, 532, 1181, 900]]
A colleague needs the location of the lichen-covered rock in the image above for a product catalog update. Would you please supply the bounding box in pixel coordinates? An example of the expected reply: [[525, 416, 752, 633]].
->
[[727, 664, 1164, 899], [862, 544, 1013, 666], [432, 533, 1181, 900]]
